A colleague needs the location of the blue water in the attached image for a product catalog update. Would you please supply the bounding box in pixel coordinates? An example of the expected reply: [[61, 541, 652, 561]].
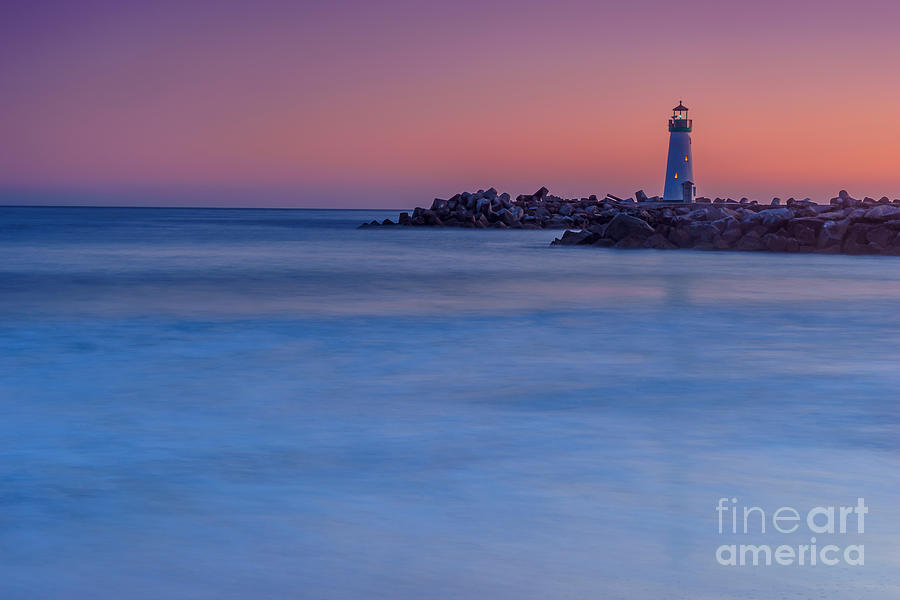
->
[[1, 206, 898, 599]]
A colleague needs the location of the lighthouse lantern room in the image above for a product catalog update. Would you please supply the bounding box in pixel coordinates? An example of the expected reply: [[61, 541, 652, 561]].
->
[[663, 101, 695, 202]]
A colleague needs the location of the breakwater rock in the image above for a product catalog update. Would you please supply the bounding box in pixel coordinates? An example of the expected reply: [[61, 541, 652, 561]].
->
[[359, 187, 612, 230], [552, 197, 900, 255], [361, 187, 900, 255]]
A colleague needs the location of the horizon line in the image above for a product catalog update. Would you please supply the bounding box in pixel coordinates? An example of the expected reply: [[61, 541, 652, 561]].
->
[[0, 204, 413, 211]]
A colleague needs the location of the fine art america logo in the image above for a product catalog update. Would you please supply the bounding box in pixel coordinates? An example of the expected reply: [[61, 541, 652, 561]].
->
[[715, 497, 867, 567]]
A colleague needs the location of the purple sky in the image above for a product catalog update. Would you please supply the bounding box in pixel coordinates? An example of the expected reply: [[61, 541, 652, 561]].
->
[[3, 0, 900, 207]]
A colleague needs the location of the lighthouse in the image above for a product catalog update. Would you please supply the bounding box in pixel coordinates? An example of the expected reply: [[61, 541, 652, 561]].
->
[[663, 101, 695, 202]]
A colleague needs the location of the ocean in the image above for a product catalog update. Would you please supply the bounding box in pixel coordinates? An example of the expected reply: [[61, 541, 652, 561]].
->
[[1, 206, 898, 598]]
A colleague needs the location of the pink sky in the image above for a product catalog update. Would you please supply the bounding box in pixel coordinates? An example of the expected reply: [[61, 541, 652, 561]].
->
[[2, 0, 900, 207]]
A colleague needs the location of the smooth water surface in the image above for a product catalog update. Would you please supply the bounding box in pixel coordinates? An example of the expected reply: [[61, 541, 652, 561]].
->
[[1, 207, 898, 598]]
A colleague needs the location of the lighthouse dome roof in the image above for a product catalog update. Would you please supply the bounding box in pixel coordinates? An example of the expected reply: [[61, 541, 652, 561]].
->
[[673, 101, 688, 111]]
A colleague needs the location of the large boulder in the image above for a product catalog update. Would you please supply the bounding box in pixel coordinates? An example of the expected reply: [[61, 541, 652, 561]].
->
[[552, 230, 592, 246], [704, 206, 729, 221], [842, 236, 877, 254], [687, 221, 721, 244], [684, 208, 710, 221], [550, 230, 600, 246], [740, 211, 762, 230], [533, 187, 549, 201], [817, 209, 846, 220], [667, 226, 694, 248], [787, 218, 822, 246], [604, 213, 655, 242], [758, 207, 794, 229], [426, 210, 444, 226], [533, 206, 551, 219], [737, 230, 765, 251], [718, 218, 744, 244], [644, 233, 677, 249], [864, 205, 900, 220], [500, 209, 520, 228], [838, 190, 860, 208], [866, 225, 896, 248], [761, 232, 798, 252], [615, 235, 649, 249], [817, 218, 849, 250], [842, 223, 877, 254], [547, 215, 575, 228]]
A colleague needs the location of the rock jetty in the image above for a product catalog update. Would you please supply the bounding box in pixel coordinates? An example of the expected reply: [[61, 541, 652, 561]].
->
[[360, 188, 900, 255]]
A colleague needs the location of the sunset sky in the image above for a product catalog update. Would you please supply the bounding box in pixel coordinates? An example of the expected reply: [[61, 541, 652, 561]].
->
[[3, 0, 900, 207]]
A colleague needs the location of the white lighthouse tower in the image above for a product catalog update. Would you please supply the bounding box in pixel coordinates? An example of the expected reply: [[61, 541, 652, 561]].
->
[[663, 101, 695, 202]]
